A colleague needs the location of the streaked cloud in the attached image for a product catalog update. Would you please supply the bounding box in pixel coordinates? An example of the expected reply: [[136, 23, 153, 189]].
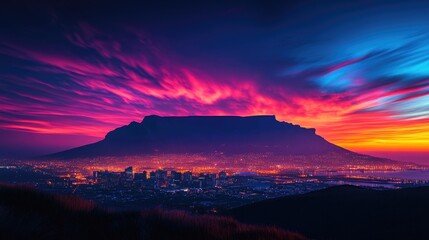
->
[[0, 0, 428, 154]]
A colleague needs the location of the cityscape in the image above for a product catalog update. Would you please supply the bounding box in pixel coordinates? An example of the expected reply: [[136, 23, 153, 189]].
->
[[2, 156, 428, 213], [1, 0, 429, 239]]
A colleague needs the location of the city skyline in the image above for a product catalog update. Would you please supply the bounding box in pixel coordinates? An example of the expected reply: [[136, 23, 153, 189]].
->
[[2, 2, 429, 239]]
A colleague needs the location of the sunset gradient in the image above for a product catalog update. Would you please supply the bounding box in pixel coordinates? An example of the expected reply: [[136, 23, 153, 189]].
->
[[0, 1, 428, 157]]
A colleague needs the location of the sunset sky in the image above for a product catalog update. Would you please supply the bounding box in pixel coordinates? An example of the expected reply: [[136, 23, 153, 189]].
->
[[1, 0, 429, 159]]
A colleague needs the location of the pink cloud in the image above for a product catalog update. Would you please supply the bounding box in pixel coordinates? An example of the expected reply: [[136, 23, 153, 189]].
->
[[1, 22, 428, 152]]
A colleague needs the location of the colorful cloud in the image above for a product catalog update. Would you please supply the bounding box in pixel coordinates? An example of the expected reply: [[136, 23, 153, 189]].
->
[[0, 1, 428, 156]]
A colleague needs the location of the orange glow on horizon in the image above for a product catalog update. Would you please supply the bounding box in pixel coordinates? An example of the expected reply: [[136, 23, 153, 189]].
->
[[1, 22, 428, 154]]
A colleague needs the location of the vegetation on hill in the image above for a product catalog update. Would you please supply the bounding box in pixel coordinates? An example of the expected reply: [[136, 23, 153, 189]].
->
[[0, 184, 304, 240]]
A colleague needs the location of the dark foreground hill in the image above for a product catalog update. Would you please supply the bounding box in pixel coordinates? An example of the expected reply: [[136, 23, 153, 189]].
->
[[230, 185, 429, 240], [0, 185, 304, 240], [46, 115, 389, 164]]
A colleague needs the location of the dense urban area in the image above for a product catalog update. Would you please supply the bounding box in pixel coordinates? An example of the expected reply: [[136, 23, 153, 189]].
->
[[1, 156, 428, 213]]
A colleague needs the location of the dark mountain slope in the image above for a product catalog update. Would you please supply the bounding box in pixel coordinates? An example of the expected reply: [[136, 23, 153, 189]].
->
[[230, 185, 429, 240]]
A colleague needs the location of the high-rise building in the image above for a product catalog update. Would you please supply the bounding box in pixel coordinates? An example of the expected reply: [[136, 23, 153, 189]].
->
[[207, 173, 217, 187], [217, 171, 227, 186], [156, 170, 168, 181], [219, 171, 227, 180], [171, 170, 182, 184], [93, 171, 99, 179], [124, 166, 133, 181], [134, 171, 147, 181], [183, 171, 192, 182]]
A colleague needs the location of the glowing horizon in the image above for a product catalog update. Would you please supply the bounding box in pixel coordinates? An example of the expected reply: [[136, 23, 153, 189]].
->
[[1, 1, 429, 156]]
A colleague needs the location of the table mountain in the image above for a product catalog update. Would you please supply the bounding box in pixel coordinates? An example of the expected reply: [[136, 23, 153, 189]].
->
[[46, 115, 362, 159]]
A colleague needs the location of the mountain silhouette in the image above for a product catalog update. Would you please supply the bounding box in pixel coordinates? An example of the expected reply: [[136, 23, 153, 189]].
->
[[46, 115, 384, 161]]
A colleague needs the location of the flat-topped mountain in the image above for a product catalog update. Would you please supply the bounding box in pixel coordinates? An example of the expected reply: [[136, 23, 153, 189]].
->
[[104, 115, 345, 153], [46, 115, 348, 159], [45, 115, 387, 162]]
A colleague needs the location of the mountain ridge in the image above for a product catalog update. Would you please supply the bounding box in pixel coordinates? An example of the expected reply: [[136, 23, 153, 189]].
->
[[44, 115, 392, 163]]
